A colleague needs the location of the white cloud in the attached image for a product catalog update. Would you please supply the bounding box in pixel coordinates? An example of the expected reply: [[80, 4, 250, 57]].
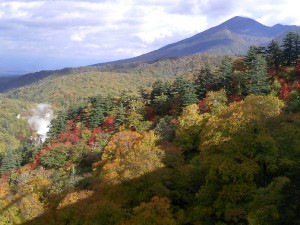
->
[[70, 33, 85, 42], [70, 26, 94, 42], [132, 5, 207, 45], [0, 1, 44, 18]]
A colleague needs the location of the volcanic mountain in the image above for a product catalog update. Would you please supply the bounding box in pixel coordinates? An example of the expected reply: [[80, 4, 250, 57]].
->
[[93, 16, 300, 65]]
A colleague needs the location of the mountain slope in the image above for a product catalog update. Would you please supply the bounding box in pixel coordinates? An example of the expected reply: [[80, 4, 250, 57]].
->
[[93, 16, 300, 66], [4, 54, 223, 109]]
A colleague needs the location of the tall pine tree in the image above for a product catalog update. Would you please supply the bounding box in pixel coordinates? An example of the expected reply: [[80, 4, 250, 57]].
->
[[172, 76, 198, 110], [194, 64, 216, 99], [266, 40, 282, 69], [150, 80, 170, 103], [282, 32, 300, 66], [48, 111, 67, 139], [89, 95, 112, 129], [0, 147, 20, 175], [244, 45, 265, 68], [218, 56, 233, 95], [246, 54, 270, 95]]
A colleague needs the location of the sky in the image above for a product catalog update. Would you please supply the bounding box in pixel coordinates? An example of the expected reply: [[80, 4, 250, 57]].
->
[[0, 0, 300, 75]]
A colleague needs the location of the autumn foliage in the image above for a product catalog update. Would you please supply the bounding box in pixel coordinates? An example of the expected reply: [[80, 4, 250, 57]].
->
[[1, 35, 300, 225]]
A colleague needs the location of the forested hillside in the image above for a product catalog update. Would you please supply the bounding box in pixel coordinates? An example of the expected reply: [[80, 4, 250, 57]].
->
[[4, 53, 224, 109], [0, 96, 32, 158], [0, 32, 300, 225]]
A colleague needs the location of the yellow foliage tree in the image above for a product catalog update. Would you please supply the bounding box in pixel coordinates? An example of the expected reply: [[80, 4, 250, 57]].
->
[[17, 193, 44, 220], [121, 196, 176, 225], [195, 95, 285, 224], [57, 190, 95, 209], [201, 95, 284, 148], [101, 131, 165, 184], [175, 104, 209, 156], [0, 176, 23, 225], [203, 89, 228, 114]]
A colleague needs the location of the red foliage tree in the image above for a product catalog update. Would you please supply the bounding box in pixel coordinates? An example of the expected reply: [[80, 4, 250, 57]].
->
[[31, 150, 42, 169], [102, 115, 115, 132], [57, 120, 81, 144], [145, 106, 155, 121], [279, 82, 291, 100], [198, 100, 209, 113], [228, 95, 242, 103], [292, 81, 300, 90], [267, 69, 277, 78], [89, 127, 103, 145]]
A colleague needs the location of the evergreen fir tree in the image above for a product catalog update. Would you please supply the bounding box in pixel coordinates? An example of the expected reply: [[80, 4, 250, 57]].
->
[[150, 80, 170, 103], [282, 32, 300, 66], [152, 94, 170, 116], [246, 55, 270, 95], [17, 141, 34, 166], [218, 56, 233, 95], [48, 111, 67, 139], [113, 103, 126, 127], [194, 64, 216, 99], [180, 82, 198, 108], [244, 45, 265, 69], [89, 106, 104, 129], [89, 95, 112, 129], [266, 40, 282, 69], [172, 76, 198, 109], [0, 147, 20, 175]]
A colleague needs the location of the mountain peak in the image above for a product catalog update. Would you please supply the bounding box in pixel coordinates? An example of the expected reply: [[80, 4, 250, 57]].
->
[[225, 16, 257, 22], [222, 16, 263, 25], [217, 16, 269, 36]]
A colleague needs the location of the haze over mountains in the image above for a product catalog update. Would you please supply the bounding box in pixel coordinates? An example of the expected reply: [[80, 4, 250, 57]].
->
[[1, 16, 300, 93]]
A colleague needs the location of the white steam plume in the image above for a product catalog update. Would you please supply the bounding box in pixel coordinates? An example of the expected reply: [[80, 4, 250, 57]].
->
[[28, 103, 54, 143]]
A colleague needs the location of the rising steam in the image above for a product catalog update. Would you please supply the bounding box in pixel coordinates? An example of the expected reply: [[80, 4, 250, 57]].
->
[[28, 103, 54, 143]]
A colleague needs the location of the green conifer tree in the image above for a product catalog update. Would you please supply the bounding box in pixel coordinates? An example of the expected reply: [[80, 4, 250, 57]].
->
[[0, 147, 20, 175], [172, 76, 198, 109], [48, 111, 67, 139], [89, 95, 112, 129], [244, 45, 264, 68], [266, 40, 282, 69], [218, 56, 233, 95], [194, 65, 215, 99], [282, 32, 300, 66], [246, 55, 270, 95], [150, 80, 170, 103]]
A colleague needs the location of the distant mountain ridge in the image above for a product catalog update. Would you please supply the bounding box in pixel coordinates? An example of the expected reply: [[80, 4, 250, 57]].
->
[[93, 16, 300, 66], [1, 16, 300, 93]]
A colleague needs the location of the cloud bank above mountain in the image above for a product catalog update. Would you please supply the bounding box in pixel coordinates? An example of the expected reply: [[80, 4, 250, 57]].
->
[[0, 0, 299, 75]]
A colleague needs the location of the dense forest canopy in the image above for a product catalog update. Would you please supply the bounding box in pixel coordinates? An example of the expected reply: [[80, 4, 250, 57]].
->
[[0, 32, 300, 225]]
